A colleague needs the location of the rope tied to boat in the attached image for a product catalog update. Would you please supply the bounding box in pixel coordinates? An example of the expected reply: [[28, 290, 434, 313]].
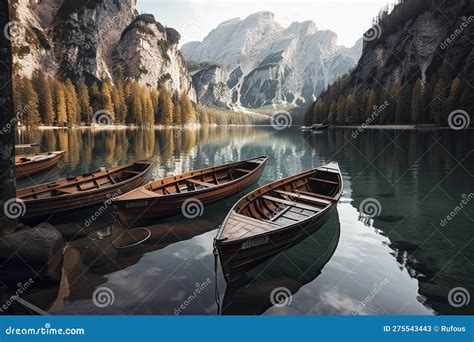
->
[[213, 236, 221, 315]]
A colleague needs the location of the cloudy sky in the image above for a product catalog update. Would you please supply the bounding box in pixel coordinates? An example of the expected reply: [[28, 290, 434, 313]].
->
[[138, 0, 397, 47]]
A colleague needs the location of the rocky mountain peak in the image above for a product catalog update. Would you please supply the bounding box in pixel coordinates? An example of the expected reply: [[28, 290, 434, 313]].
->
[[182, 12, 362, 108], [11, 0, 195, 100]]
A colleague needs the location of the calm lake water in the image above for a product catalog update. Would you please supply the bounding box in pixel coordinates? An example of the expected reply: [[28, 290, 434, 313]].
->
[[14, 126, 474, 315]]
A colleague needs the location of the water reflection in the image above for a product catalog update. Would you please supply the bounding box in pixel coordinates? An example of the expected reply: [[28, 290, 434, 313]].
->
[[7, 127, 473, 315], [220, 211, 340, 315]]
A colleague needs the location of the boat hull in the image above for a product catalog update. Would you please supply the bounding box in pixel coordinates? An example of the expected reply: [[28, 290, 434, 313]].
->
[[218, 204, 336, 280], [114, 157, 267, 228], [16, 151, 65, 179], [19, 157, 156, 223]]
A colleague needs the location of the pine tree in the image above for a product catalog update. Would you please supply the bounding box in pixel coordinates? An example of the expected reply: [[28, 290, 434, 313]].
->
[[32, 70, 54, 125], [335, 96, 345, 124], [141, 88, 154, 126], [180, 93, 195, 124], [430, 79, 446, 127], [365, 89, 376, 118], [89, 82, 101, 113], [393, 82, 403, 123], [158, 87, 173, 126], [173, 92, 182, 126], [328, 100, 337, 124], [21, 78, 41, 128], [447, 77, 462, 112], [128, 81, 142, 124], [78, 79, 93, 124], [64, 78, 79, 126], [54, 80, 67, 126], [410, 79, 422, 124], [101, 80, 114, 115]]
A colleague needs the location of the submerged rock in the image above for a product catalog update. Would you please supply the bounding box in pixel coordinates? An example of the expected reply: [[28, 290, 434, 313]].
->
[[0, 223, 64, 286]]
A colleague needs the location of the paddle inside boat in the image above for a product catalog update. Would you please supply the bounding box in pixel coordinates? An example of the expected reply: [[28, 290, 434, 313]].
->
[[113, 156, 268, 227], [15, 151, 65, 179], [17, 156, 156, 222], [215, 162, 343, 277]]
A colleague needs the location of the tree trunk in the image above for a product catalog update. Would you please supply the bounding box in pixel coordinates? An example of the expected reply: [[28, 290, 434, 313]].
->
[[0, 1, 17, 235]]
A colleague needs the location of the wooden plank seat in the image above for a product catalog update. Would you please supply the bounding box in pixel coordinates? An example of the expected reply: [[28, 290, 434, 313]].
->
[[187, 179, 215, 187], [309, 177, 338, 185], [234, 168, 253, 173], [123, 170, 142, 177], [261, 195, 322, 212], [295, 189, 336, 201], [273, 189, 331, 205]]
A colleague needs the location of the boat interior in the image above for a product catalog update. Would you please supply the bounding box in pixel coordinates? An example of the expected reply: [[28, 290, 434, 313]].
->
[[17, 159, 153, 200], [223, 166, 341, 239], [132, 157, 266, 198]]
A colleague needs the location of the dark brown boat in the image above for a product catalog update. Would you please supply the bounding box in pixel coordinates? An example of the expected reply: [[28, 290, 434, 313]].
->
[[113, 156, 268, 228], [215, 162, 343, 278], [17, 156, 156, 222], [15, 151, 65, 179]]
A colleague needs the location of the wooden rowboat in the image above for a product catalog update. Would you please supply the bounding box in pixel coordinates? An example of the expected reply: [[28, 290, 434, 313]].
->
[[113, 156, 268, 228], [215, 162, 343, 278], [16, 151, 65, 179], [18, 156, 156, 222]]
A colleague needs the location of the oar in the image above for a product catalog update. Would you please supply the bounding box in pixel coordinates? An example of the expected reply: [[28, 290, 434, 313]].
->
[[15, 143, 39, 149]]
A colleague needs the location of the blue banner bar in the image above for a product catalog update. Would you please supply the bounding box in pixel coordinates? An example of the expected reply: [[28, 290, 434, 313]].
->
[[0, 316, 472, 342]]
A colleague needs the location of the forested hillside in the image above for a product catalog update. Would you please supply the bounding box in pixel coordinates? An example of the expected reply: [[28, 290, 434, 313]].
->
[[305, 0, 473, 126]]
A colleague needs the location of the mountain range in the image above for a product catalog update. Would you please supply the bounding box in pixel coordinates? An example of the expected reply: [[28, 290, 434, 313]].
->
[[182, 12, 362, 109]]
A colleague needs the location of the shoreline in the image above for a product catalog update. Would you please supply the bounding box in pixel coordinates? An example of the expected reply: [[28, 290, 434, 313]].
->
[[16, 124, 471, 130]]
